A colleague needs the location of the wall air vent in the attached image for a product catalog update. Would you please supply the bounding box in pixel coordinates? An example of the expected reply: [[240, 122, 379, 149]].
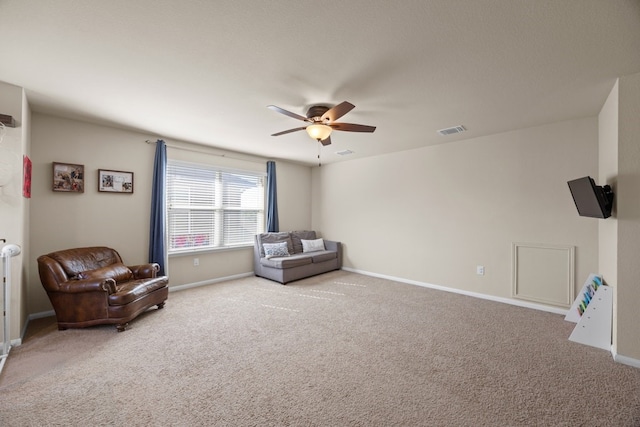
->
[[437, 125, 466, 136]]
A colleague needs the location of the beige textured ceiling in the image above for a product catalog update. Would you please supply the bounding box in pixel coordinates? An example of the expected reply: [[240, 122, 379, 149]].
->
[[1, 1, 639, 166]]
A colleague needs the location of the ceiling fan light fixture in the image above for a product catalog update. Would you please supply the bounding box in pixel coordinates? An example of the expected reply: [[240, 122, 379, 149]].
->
[[306, 124, 332, 141]]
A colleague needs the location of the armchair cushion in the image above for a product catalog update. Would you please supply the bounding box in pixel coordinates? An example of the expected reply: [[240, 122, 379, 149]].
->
[[59, 278, 114, 293], [49, 246, 121, 278], [108, 277, 169, 306], [76, 263, 133, 283]]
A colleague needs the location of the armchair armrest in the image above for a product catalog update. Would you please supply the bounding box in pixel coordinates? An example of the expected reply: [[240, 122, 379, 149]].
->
[[129, 263, 160, 279], [58, 278, 116, 294]]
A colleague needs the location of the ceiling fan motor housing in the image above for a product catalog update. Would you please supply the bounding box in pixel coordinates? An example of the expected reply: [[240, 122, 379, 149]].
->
[[306, 105, 330, 121]]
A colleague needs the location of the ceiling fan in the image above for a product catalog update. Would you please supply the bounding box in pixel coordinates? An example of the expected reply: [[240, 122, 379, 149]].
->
[[267, 101, 376, 146]]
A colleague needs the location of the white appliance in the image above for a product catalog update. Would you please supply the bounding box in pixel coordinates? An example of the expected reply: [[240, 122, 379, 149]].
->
[[1, 242, 21, 365]]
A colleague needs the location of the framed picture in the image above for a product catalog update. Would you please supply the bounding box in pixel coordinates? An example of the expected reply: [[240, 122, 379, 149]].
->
[[99, 169, 134, 193], [52, 162, 84, 193]]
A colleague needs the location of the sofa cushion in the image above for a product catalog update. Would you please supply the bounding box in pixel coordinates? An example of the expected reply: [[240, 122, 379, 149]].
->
[[291, 230, 317, 254], [301, 238, 325, 253], [310, 250, 337, 263], [77, 263, 133, 283], [260, 254, 312, 269], [263, 241, 290, 258], [258, 232, 293, 257]]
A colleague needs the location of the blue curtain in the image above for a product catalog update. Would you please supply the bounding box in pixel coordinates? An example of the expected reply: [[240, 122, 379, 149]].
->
[[149, 139, 167, 275], [266, 160, 279, 232]]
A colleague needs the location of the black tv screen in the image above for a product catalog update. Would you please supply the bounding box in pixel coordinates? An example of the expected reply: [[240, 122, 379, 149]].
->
[[567, 176, 614, 219]]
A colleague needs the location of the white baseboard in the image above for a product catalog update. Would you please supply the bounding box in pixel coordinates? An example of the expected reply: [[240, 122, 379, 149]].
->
[[21, 310, 55, 344], [29, 310, 56, 320], [11, 310, 58, 348], [612, 347, 640, 369], [342, 267, 568, 315], [169, 272, 255, 292]]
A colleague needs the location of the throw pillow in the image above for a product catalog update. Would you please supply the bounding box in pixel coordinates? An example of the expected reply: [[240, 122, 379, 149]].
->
[[291, 230, 317, 253], [301, 238, 325, 253], [263, 241, 290, 258], [259, 233, 293, 257]]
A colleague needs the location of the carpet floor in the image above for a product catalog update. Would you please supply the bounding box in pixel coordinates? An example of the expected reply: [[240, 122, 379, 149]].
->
[[1, 270, 639, 426]]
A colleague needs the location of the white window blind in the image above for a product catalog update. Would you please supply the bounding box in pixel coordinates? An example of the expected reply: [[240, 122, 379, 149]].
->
[[167, 160, 265, 253]]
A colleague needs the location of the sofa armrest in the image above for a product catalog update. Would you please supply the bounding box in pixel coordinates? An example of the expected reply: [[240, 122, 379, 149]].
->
[[324, 240, 339, 251], [58, 277, 116, 294], [129, 263, 160, 279], [324, 240, 343, 267]]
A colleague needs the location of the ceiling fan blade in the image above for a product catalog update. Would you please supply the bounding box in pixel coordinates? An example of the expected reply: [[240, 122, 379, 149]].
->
[[320, 135, 332, 146], [330, 122, 376, 133], [271, 126, 307, 136], [267, 105, 309, 122], [321, 101, 355, 122]]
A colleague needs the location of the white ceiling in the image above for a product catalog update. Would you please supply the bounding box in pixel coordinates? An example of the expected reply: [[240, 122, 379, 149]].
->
[[1, 1, 639, 166]]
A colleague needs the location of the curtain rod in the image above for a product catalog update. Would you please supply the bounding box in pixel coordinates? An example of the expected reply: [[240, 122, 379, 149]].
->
[[145, 139, 267, 164]]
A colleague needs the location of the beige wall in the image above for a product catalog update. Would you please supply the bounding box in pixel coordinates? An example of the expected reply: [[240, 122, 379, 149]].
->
[[29, 113, 312, 313], [598, 81, 618, 347], [0, 81, 30, 343], [598, 82, 619, 284], [20, 90, 32, 339], [312, 118, 599, 301], [275, 161, 313, 232], [597, 73, 640, 362], [616, 72, 640, 360]]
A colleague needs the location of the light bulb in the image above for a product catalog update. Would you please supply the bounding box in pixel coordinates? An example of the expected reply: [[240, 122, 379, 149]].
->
[[306, 124, 332, 141]]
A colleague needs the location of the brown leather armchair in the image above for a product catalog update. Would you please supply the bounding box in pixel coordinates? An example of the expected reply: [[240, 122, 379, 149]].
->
[[37, 246, 168, 332]]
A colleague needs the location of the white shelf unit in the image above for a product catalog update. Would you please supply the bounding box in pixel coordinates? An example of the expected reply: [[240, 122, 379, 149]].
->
[[565, 274, 612, 351]]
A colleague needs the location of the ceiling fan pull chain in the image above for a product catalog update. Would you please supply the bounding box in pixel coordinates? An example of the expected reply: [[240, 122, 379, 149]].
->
[[318, 142, 321, 167]]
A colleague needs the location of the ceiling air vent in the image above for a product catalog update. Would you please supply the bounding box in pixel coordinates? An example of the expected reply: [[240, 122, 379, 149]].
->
[[437, 125, 466, 136], [336, 149, 354, 156]]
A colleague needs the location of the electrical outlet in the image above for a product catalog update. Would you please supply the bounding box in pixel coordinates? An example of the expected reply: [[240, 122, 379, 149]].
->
[[476, 265, 484, 275], [193, 258, 199, 266]]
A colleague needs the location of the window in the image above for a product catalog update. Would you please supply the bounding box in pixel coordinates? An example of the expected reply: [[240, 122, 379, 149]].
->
[[167, 160, 265, 253]]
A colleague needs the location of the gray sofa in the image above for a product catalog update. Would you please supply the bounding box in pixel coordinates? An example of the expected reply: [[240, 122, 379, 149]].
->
[[253, 230, 342, 284]]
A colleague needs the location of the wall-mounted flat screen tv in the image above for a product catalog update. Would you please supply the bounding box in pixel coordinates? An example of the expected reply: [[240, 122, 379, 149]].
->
[[567, 176, 614, 219]]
